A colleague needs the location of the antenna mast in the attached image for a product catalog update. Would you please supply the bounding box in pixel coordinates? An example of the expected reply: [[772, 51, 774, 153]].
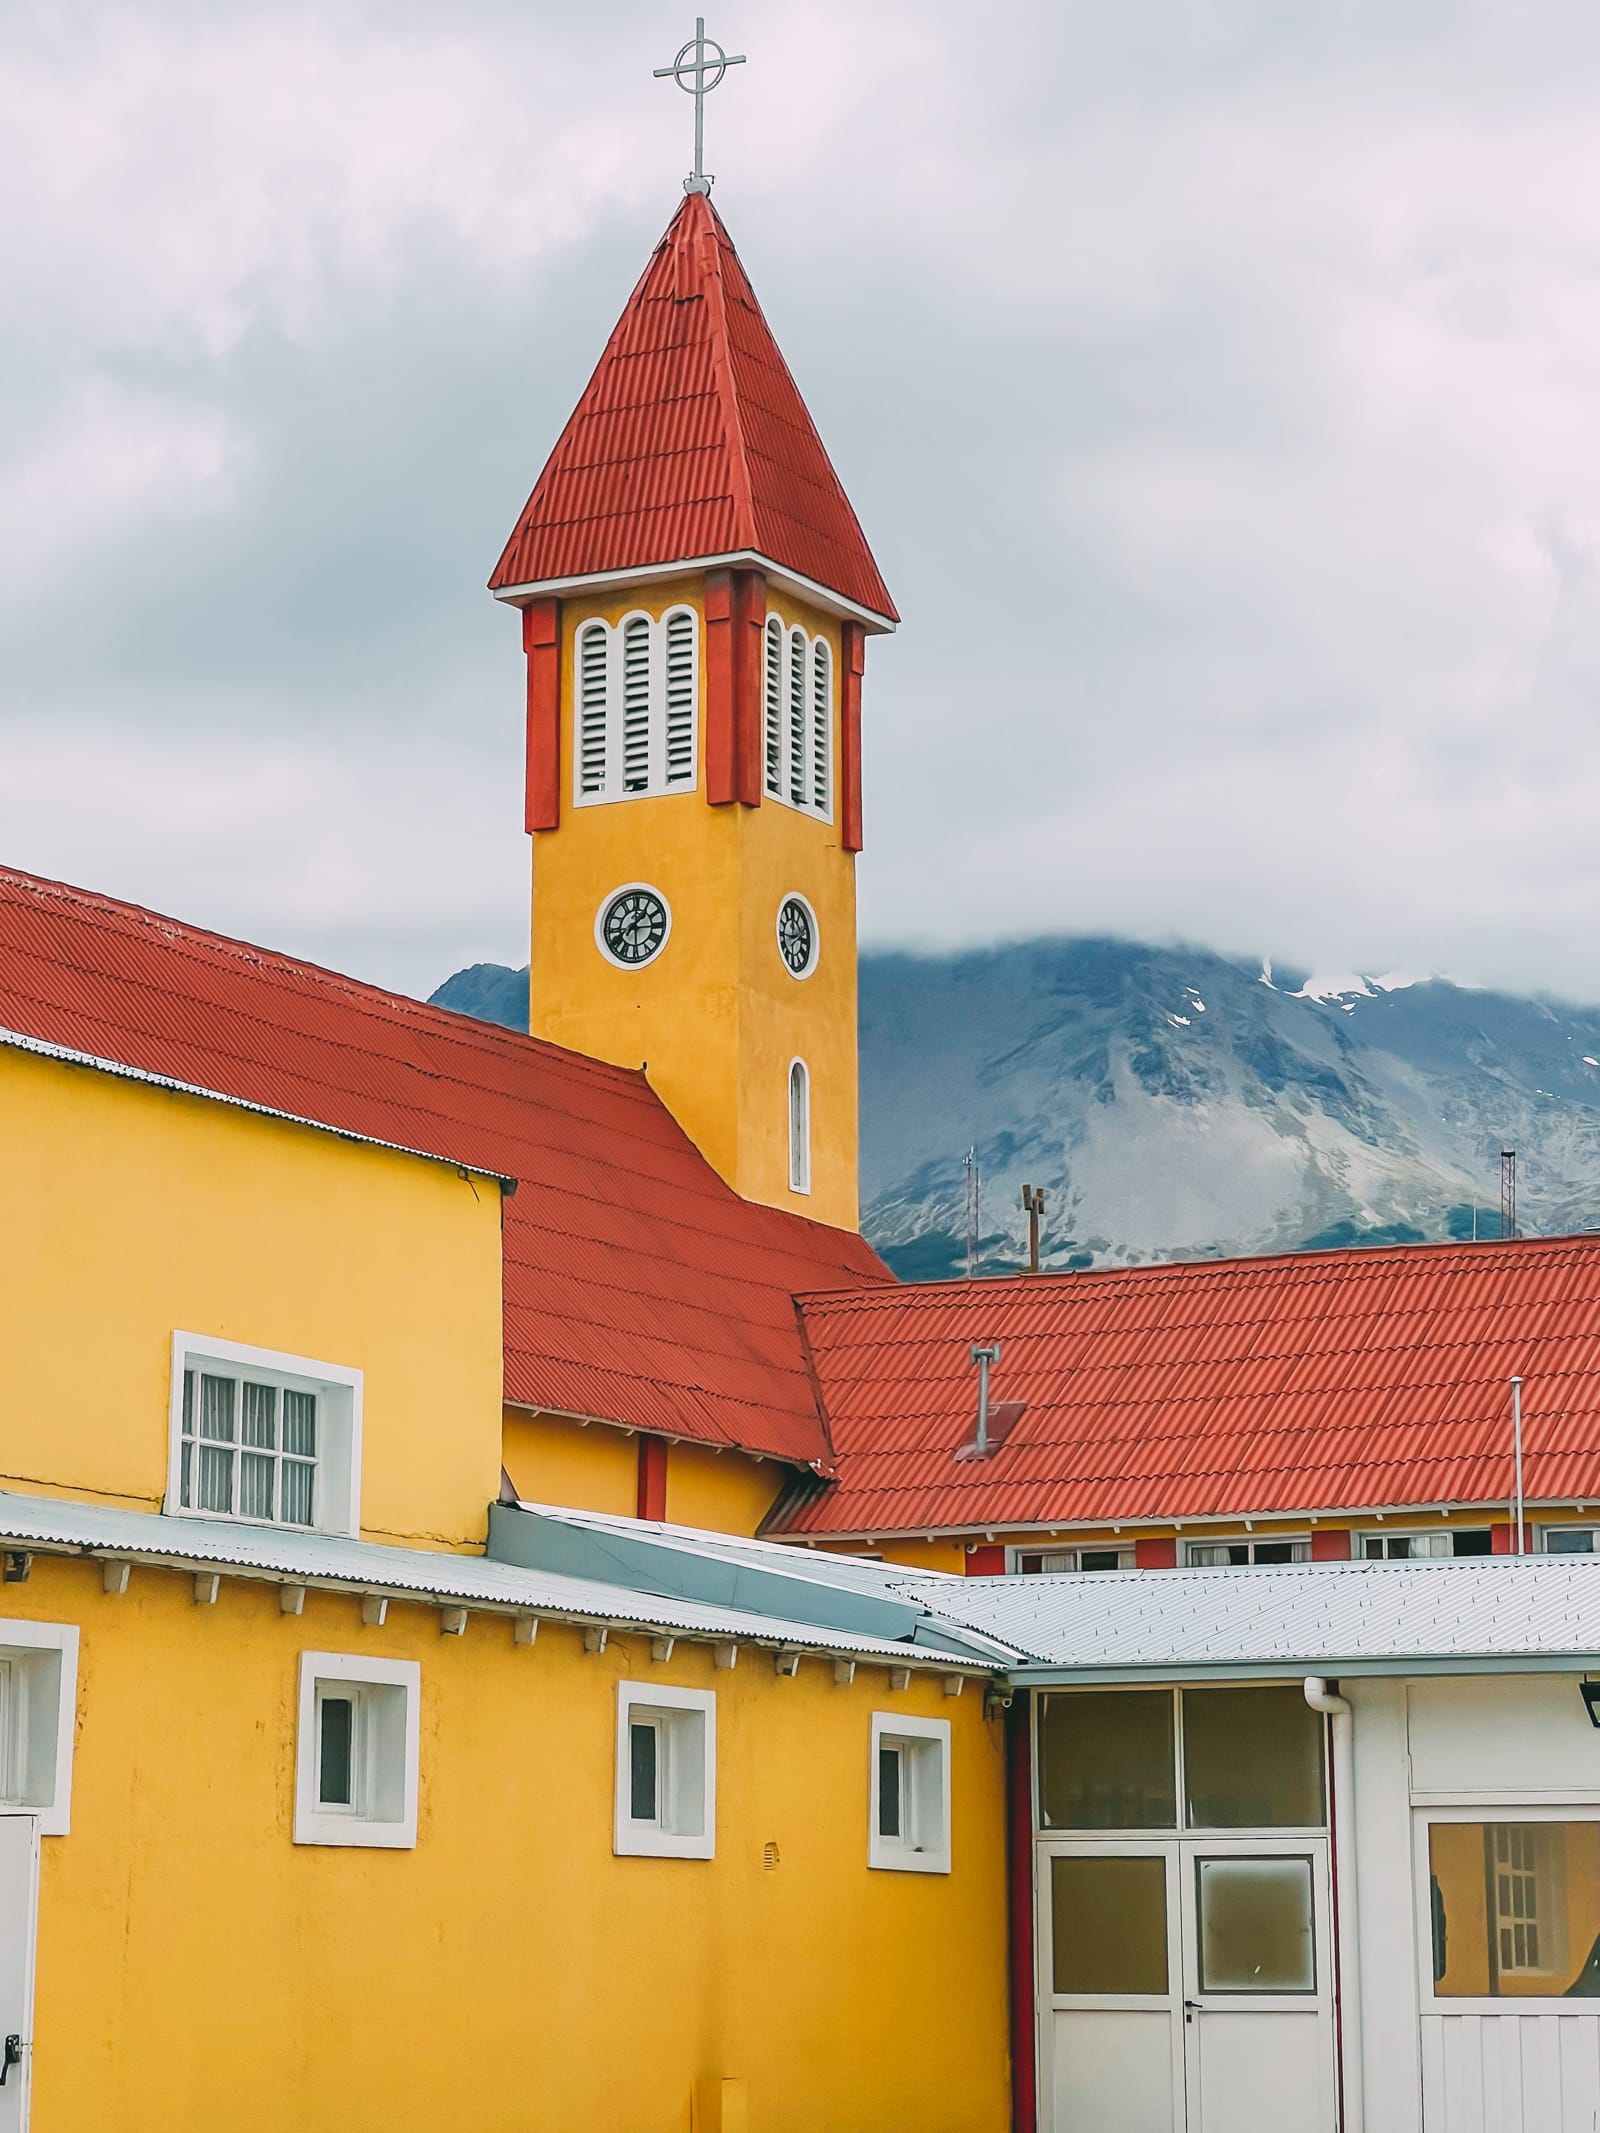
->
[[963, 1148, 980, 1279], [1501, 1149, 1518, 1241]]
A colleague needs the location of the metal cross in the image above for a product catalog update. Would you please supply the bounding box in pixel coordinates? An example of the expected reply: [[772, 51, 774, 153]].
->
[[654, 18, 746, 195]]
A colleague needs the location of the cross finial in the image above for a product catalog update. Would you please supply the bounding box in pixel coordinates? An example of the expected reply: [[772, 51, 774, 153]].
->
[[654, 17, 746, 195]]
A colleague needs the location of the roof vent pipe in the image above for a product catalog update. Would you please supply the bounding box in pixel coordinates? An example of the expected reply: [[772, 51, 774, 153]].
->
[[1304, 1678, 1362, 2133], [969, 1343, 1002, 1459]]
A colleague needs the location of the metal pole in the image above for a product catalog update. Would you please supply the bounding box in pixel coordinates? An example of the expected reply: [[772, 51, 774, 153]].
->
[[693, 18, 705, 184], [970, 1343, 1000, 1458], [1511, 1375, 1525, 1553]]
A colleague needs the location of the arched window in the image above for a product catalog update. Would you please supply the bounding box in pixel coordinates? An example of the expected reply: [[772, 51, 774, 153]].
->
[[571, 607, 700, 805], [788, 1059, 811, 1195], [761, 612, 834, 823]]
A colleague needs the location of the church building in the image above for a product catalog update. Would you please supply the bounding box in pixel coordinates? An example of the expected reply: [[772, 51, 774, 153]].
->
[[6, 121, 1600, 2133]]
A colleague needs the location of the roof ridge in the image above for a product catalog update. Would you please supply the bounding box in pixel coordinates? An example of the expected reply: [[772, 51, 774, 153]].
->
[[696, 196, 758, 546]]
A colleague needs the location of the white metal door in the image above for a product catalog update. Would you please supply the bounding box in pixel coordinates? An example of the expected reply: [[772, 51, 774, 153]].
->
[[1180, 1839, 1336, 2133], [0, 1817, 38, 2133], [1041, 1836, 1337, 2133]]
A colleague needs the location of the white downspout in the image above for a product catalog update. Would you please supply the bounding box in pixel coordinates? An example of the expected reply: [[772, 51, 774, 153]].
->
[[1305, 1677, 1362, 2133]]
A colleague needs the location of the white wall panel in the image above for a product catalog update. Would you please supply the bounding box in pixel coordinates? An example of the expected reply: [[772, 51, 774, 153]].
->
[[1422, 2012, 1600, 2131], [1408, 1677, 1600, 1799]]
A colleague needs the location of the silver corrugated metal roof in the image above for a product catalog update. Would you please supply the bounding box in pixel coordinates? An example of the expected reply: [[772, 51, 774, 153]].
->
[[894, 1557, 1600, 1680], [0, 1025, 514, 1189], [0, 1492, 1000, 1671]]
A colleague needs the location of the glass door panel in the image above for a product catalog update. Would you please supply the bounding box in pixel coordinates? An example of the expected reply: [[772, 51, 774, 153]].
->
[[1052, 1853, 1170, 1995], [1196, 1856, 1316, 1993]]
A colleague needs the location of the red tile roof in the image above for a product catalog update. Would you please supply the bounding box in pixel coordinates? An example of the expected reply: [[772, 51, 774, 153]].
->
[[489, 191, 898, 626], [770, 1236, 1600, 1537], [0, 867, 890, 1465]]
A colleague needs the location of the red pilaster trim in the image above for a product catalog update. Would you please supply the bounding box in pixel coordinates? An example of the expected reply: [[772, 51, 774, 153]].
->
[[1491, 1522, 1532, 1554], [522, 599, 561, 833], [1005, 1693, 1038, 2133], [636, 1435, 668, 1523], [704, 570, 736, 805], [1134, 1537, 1177, 1569], [1312, 1529, 1352, 1562], [733, 568, 766, 805], [968, 1544, 1007, 1577], [840, 622, 866, 852]]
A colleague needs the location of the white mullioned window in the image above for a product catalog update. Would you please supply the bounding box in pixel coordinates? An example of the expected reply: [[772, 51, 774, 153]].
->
[[614, 1681, 716, 1860], [0, 1620, 79, 1836], [571, 606, 700, 805], [1012, 1546, 1134, 1574], [788, 1059, 811, 1195], [294, 1652, 420, 1849], [167, 1334, 362, 1538], [1185, 1536, 1311, 1567], [762, 610, 834, 821], [870, 1712, 951, 1874]]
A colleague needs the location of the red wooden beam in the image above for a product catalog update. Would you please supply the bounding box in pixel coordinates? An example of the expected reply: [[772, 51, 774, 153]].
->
[[840, 621, 866, 851], [522, 599, 561, 833], [636, 1435, 668, 1523]]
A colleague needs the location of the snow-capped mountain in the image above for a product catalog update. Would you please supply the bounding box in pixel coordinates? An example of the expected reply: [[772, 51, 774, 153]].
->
[[429, 940, 1600, 1279]]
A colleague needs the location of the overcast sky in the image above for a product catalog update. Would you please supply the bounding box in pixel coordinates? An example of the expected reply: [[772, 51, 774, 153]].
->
[[7, 0, 1600, 999]]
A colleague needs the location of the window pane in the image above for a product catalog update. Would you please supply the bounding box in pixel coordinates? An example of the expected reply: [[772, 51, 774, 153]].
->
[[196, 1444, 233, 1515], [280, 1459, 314, 1528], [1078, 1550, 1126, 1572], [238, 1452, 275, 1521], [1040, 1692, 1176, 1830], [179, 1438, 192, 1508], [198, 1373, 236, 1442], [1051, 1854, 1169, 1994], [1197, 1856, 1315, 1991], [282, 1391, 316, 1458], [1548, 1529, 1599, 1555], [1429, 1821, 1600, 1997], [878, 1745, 902, 1838], [241, 1381, 276, 1449], [1253, 1540, 1306, 1565], [1184, 1687, 1325, 1829], [181, 1368, 194, 1431], [630, 1720, 659, 1822], [318, 1695, 354, 1806], [1452, 1528, 1492, 1558]]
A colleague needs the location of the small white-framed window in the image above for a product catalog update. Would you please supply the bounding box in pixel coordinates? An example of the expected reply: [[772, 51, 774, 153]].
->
[[1185, 1537, 1311, 1566], [870, 1712, 951, 1874], [1542, 1526, 1600, 1555], [572, 607, 700, 805], [167, 1334, 361, 1538], [294, 1652, 419, 1850], [614, 1681, 715, 1860], [762, 611, 833, 821], [0, 1621, 78, 1837], [1360, 1528, 1493, 1560], [788, 1059, 811, 1195], [1011, 1546, 1133, 1574]]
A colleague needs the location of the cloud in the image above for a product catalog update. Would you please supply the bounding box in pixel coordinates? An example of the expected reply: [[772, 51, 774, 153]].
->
[[7, 0, 1600, 1000]]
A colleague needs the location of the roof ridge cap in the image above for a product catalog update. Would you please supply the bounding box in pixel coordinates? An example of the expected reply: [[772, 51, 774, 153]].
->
[[696, 198, 757, 544]]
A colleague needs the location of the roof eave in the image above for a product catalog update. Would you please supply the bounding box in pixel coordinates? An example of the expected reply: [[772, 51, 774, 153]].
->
[[490, 551, 898, 635]]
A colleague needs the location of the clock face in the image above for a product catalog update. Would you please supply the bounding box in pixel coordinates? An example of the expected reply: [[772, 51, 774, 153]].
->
[[598, 886, 670, 968], [777, 895, 818, 978]]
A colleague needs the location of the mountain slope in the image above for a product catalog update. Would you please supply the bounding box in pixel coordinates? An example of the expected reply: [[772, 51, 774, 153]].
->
[[429, 940, 1600, 1278]]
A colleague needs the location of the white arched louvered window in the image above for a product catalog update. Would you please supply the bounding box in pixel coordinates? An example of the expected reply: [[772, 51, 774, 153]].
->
[[571, 606, 700, 806], [788, 1059, 811, 1195], [761, 612, 834, 823]]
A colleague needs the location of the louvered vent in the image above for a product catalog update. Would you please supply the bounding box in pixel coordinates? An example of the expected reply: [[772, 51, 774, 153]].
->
[[622, 616, 651, 793], [577, 622, 609, 798], [810, 640, 831, 815], [764, 618, 783, 797], [664, 609, 696, 785], [787, 629, 807, 807]]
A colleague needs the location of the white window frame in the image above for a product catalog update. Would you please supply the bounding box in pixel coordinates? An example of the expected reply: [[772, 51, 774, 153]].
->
[[1009, 1545, 1134, 1574], [166, 1333, 362, 1539], [869, 1711, 951, 1875], [1357, 1527, 1494, 1561], [788, 1058, 811, 1195], [1184, 1536, 1312, 1567], [1540, 1525, 1600, 1555], [571, 606, 700, 807], [0, 1621, 77, 1837], [294, 1652, 419, 1850], [614, 1680, 715, 1861], [1414, 1804, 1600, 2013], [761, 610, 834, 823]]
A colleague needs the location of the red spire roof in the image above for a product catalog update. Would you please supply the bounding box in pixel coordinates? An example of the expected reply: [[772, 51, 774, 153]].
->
[[490, 192, 897, 627]]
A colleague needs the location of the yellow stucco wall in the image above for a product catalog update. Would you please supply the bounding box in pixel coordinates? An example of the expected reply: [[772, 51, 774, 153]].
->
[[665, 1441, 781, 1538], [501, 1407, 638, 1516], [0, 1048, 504, 1551], [527, 578, 860, 1231], [16, 1553, 1010, 2133]]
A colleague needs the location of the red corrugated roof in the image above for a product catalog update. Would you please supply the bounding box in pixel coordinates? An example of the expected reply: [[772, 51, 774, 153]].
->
[[771, 1237, 1600, 1536], [489, 192, 898, 625], [0, 867, 890, 1464]]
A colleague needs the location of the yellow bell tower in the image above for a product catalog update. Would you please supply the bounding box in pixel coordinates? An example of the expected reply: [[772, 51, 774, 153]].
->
[[489, 192, 896, 1233]]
